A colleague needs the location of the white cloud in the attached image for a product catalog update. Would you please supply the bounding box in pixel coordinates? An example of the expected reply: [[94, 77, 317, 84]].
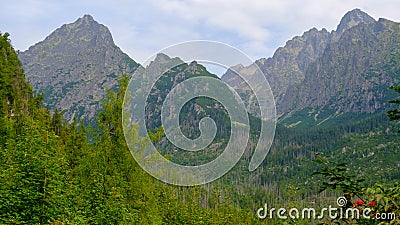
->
[[147, 0, 400, 60]]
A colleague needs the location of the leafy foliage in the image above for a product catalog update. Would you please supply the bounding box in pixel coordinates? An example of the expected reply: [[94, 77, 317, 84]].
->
[[313, 155, 400, 224], [313, 154, 365, 201]]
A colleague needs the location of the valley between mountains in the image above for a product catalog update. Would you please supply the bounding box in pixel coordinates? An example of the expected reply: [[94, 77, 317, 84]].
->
[[0, 8, 400, 225]]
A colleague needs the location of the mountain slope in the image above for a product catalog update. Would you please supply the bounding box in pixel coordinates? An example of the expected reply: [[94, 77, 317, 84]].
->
[[283, 18, 400, 114], [138, 54, 232, 155], [222, 9, 399, 127], [222, 27, 332, 116], [19, 15, 138, 121]]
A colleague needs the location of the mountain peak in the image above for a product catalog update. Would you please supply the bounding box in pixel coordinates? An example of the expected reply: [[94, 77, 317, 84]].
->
[[74, 14, 96, 25], [18, 15, 138, 121], [148, 53, 184, 70], [42, 14, 116, 49], [154, 53, 171, 62], [81, 14, 94, 22], [66, 14, 104, 31], [336, 9, 375, 33]]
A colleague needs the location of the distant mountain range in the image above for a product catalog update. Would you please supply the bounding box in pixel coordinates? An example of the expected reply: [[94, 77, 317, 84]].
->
[[222, 9, 400, 127], [18, 9, 400, 128]]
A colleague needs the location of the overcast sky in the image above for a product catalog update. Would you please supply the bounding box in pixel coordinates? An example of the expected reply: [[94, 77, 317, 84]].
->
[[1, 0, 400, 66]]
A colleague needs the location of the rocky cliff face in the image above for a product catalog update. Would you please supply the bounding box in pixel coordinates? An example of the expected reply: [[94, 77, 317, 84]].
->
[[19, 15, 138, 121], [283, 18, 400, 114], [222, 21, 333, 116], [222, 9, 399, 125]]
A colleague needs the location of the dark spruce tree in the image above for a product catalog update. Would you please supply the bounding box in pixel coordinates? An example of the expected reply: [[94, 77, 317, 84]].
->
[[388, 85, 400, 132]]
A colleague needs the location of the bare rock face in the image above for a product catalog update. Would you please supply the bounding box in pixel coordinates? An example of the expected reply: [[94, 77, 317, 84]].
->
[[336, 8, 375, 33], [19, 15, 138, 121], [283, 17, 400, 114], [222, 9, 399, 122], [222, 27, 332, 116]]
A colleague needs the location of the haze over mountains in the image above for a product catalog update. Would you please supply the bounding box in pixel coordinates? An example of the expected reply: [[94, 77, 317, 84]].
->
[[18, 9, 400, 127]]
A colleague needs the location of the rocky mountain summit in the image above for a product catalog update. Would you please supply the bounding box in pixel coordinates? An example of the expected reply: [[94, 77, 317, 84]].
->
[[336, 8, 375, 33], [282, 17, 400, 114], [19, 15, 138, 121], [222, 9, 400, 126]]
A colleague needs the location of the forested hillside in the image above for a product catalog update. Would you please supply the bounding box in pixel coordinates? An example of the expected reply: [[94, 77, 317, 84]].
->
[[0, 33, 261, 224]]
